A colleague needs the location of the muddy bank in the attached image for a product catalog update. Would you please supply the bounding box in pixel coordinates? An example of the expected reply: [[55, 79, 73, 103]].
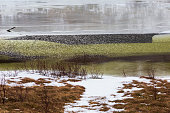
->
[[0, 51, 45, 63], [8, 33, 157, 44], [0, 59, 24, 63], [66, 54, 170, 64], [1, 50, 170, 64]]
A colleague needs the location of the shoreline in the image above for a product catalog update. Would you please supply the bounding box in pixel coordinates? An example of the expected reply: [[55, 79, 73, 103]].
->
[[1, 51, 170, 63], [7, 33, 157, 44]]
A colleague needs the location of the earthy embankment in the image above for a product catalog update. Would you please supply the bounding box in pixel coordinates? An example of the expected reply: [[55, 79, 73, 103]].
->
[[8, 33, 157, 44], [1, 51, 170, 63]]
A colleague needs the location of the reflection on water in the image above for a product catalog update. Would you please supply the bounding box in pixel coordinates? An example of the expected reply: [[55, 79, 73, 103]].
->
[[1, 59, 170, 77], [0, 0, 170, 35], [87, 60, 170, 76]]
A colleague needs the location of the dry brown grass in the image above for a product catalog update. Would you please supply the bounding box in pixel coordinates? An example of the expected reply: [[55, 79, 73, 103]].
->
[[82, 97, 110, 112], [34, 78, 51, 85], [117, 90, 124, 93], [67, 79, 82, 82], [112, 104, 125, 109], [7, 78, 53, 86], [7, 80, 17, 84], [20, 77, 36, 83], [112, 77, 170, 113], [0, 83, 85, 113], [99, 106, 110, 111]]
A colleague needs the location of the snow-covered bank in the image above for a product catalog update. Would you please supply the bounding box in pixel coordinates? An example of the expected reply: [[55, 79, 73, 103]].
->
[[0, 71, 65, 87], [65, 76, 170, 113]]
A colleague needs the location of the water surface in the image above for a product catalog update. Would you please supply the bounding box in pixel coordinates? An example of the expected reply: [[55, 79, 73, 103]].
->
[[0, 0, 170, 36], [1, 59, 170, 77]]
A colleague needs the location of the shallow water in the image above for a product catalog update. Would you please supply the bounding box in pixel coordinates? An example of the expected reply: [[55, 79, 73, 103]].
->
[[89, 60, 170, 76], [0, 0, 170, 36], [1, 59, 170, 77]]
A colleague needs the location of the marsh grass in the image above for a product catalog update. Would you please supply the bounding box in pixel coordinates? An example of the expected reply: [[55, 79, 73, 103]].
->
[[74, 74, 169, 113], [0, 76, 85, 113], [17, 60, 89, 79], [20, 60, 102, 79], [112, 77, 170, 113]]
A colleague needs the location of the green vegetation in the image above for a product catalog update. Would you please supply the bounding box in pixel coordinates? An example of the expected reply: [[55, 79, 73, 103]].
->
[[153, 34, 170, 42], [0, 35, 169, 60], [0, 55, 11, 60]]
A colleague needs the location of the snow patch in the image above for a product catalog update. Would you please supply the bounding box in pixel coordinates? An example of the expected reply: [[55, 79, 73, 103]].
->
[[0, 71, 64, 87], [65, 75, 169, 113]]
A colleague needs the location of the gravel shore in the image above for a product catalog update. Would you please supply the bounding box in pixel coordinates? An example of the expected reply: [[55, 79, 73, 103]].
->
[[8, 33, 157, 44]]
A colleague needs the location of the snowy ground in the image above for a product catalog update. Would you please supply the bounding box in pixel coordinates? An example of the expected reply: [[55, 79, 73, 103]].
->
[[0, 71, 65, 87], [64, 76, 170, 113], [0, 71, 170, 112]]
